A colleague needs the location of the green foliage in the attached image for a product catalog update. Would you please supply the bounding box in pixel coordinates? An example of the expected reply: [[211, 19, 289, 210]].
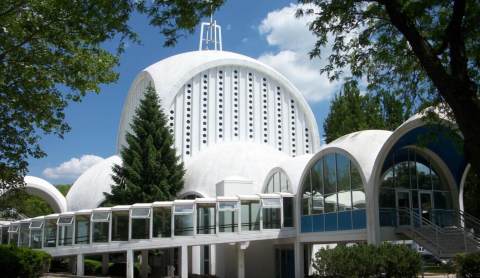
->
[[0, 244, 51, 278], [455, 252, 480, 278], [0, 188, 53, 218], [55, 184, 71, 196], [323, 80, 409, 143], [104, 86, 185, 205], [84, 259, 102, 276], [0, 0, 224, 190], [312, 243, 421, 278]]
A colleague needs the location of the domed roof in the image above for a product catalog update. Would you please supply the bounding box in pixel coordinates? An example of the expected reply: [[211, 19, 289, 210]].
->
[[183, 142, 290, 197], [66, 155, 121, 211], [23, 176, 67, 213]]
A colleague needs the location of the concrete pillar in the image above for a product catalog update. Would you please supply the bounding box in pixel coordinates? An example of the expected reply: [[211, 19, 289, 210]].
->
[[181, 245, 188, 278], [76, 254, 84, 276], [101, 253, 109, 275], [191, 245, 201, 274], [209, 244, 216, 276], [237, 242, 249, 278], [126, 249, 134, 278], [294, 241, 303, 278], [140, 250, 149, 278]]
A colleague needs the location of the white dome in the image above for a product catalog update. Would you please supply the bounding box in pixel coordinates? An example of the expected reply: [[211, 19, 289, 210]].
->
[[117, 50, 321, 161], [182, 142, 290, 197], [66, 155, 121, 211], [23, 176, 67, 213]]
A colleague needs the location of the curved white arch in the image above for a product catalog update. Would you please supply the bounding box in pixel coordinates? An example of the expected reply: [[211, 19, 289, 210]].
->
[[459, 164, 471, 212], [117, 50, 321, 158], [23, 176, 67, 213], [262, 167, 293, 194]]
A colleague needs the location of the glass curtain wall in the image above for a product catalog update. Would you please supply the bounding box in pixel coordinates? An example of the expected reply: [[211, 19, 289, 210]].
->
[[131, 208, 151, 239], [197, 203, 216, 234], [262, 198, 281, 229], [19, 222, 30, 247], [379, 147, 453, 227], [44, 219, 57, 247], [265, 171, 290, 193], [91, 211, 110, 243], [75, 215, 90, 244], [8, 224, 19, 245], [174, 204, 194, 236], [57, 216, 74, 246], [1, 226, 9, 244], [218, 201, 238, 232], [283, 197, 294, 227], [241, 200, 260, 231], [153, 207, 171, 237], [301, 152, 366, 232], [30, 221, 43, 248], [111, 210, 129, 241]]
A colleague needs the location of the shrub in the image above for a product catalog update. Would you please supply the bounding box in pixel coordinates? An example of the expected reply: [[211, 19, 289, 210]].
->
[[312, 243, 421, 278], [84, 259, 102, 275], [455, 252, 480, 278], [0, 244, 51, 278]]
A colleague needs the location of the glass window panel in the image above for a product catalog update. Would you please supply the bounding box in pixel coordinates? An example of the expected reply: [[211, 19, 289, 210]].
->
[[132, 218, 150, 239], [323, 154, 336, 195], [112, 211, 129, 241], [283, 197, 294, 227], [417, 161, 432, 190], [301, 170, 312, 215], [336, 154, 351, 211], [1, 227, 8, 244], [197, 204, 216, 234], [57, 216, 73, 225], [381, 167, 395, 188], [431, 169, 446, 190], [9, 232, 19, 246], [75, 215, 90, 244], [434, 191, 452, 210], [174, 214, 193, 236], [352, 190, 366, 209], [311, 159, 324, 215], [241, 201, 260, 231], [92, 222, 109, 243], [262, 198, 281, 208], [351, 163, 363, 191], [58, 224, 73, 246], [280, 172, 289, 192], [92, 211, 110, 222], [44, 219, 57, 247], [8, 224, 19, 232], [30, 229, 42, 248], [131, 208, 151, 218], [395, 161, 410, 189], [219, 211, 238, 232], [379, 188, 396, 208], [263, 207, 281, 229], [153, 207, 171, 238], [19, 223, 30, 247], [218, 201, 238, 211], [30, 221, 43, 229], [175, 204, 194, 214], [267, 176, 274, 193]]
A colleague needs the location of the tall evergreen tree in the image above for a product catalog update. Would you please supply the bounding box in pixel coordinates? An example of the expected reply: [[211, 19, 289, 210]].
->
[[323, 81, 409, 143], [104, 86, 184, 205]]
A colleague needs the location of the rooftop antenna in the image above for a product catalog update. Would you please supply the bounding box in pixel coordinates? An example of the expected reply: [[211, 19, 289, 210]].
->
[[199, 0, 222, 51]]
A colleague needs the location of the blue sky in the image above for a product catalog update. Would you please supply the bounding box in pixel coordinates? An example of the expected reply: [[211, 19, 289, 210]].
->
[[28, 1, 340, 184]]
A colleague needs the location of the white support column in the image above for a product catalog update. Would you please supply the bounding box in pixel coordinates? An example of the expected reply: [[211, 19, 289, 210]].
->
[[294, 241, 303, 278], [126, 249, 134, 278], [181, 245, 188, 278], [237, 241, 249, 278], [209, 244, 216, 276], [140, 250, 149, 278], [192, 245, 201, 274], [76, 254, 84, 276], [101, 253, 109, 275]]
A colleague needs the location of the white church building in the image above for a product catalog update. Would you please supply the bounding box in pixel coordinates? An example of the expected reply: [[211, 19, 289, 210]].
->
[[1, 20, 478, 278]]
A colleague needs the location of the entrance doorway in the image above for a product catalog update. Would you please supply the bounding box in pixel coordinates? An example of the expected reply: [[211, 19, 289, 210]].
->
[[395, 190, 434, 227], [418, 191, 433, 224], [396, 190, 411, 226]]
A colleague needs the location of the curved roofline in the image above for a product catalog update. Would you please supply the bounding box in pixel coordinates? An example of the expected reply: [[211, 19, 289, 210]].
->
[[23, 176, 67, 213], [116, 50, 321, 154]]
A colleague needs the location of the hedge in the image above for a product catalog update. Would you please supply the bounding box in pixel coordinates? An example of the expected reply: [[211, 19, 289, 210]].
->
[[455, 252, 480, 278], [312, 243, 421, 278], [0, 244, 51, 278]]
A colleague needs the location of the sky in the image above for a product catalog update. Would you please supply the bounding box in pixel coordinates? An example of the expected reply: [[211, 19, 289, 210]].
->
[[27, 1, 343, 184]]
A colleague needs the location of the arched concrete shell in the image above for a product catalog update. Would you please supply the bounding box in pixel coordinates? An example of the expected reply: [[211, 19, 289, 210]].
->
[[24, 176, 67, 213], [66, 155, 121, 211], [271, 154, 313, 195], [183, 142, 290, 197], [116, 50, 321, 159]]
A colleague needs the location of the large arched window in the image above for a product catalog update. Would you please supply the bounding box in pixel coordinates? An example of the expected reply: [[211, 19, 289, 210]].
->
[[379, 147, 454, 227], [300, 152, 366, 233], [264, 170, 290, 193]]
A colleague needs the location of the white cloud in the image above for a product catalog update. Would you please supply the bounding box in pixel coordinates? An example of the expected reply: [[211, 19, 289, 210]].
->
[[43, 155, 104, 181], [257, 4, 340, 102], [241, 37, 248, 43]]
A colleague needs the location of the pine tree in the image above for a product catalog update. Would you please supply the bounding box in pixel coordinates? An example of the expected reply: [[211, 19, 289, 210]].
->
[[104, 85, 184, 205]]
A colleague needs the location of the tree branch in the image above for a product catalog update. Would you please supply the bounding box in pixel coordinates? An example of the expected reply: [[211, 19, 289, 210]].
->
[[448, 0, 469, 81]]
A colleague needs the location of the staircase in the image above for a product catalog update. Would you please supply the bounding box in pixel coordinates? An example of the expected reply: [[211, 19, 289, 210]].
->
[[396, 208, 480, 259]]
